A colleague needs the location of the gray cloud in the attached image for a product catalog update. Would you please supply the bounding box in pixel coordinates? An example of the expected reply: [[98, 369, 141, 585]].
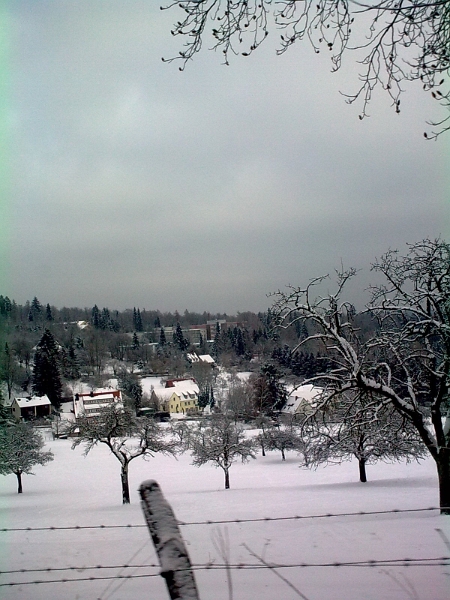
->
[[4, 2, 449, 312]]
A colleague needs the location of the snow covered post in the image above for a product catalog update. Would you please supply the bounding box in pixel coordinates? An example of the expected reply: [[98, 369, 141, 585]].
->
[[139, 480, 199, 600]]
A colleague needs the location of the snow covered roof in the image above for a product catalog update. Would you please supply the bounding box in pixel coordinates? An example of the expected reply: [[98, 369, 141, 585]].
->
[[14, 395, 51, 408], [172, 382, 199, 396], [81, 393, 117, 402], [187, 353, 215, 364], [151, 388, 176, 400], [198, 354, 215, 364], [76, 388, 121, 398], [283, 384, 324, 414], [74, 391, 122, 419], [178, 391, 198, 400]]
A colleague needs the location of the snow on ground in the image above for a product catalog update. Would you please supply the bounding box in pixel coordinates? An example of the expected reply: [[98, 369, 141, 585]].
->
[[0, 434, 449, 600]]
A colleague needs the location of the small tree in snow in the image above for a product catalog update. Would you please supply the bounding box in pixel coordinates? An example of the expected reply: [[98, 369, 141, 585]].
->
[[70, 403, 178, 504], [0, 423, 54, 493], [225, 377, 253, 422], [257, 424, 303, 461], [190, 414, 256, 489], [301, 392, 426, 482]]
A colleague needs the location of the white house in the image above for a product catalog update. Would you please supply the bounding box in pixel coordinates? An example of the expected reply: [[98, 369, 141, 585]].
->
[[12, 395, 52, 421], [74, 389, 123, 419], [282, 384, 325, 417], [187, 353, 215, 365]]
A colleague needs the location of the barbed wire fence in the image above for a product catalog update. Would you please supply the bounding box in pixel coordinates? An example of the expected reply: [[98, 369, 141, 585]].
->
[[0, 505, 445, 532], [0, 492, 448, 598]]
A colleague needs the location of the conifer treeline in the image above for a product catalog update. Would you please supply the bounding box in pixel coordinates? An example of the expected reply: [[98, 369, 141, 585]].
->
[[0, 295, 377, 408], [0, 294, 266, 332]]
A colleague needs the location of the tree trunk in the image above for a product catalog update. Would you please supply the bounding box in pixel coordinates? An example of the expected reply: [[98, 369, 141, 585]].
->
[[436, 448, 450, 515], [260, 442, 265, 457], [281, 447, 285, 461], [224, 468, 230, 489], [358, 458, 367, 483], [121, 462, 130, 504], [16, 471, 23, 494]]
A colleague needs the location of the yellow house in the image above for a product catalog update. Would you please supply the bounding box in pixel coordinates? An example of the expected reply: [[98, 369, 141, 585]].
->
[[168, 389, 199, 415]]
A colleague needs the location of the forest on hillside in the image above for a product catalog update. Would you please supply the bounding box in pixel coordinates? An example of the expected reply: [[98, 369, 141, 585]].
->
[[0, 294, 377, 403]]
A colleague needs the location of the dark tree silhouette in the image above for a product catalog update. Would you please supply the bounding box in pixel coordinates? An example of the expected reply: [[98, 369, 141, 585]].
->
[[32, 329, 62, 408], [163, 1, 450, 137], [272, 239, 450, 512]]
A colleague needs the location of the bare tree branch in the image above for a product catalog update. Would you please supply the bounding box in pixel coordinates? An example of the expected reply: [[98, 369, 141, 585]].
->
[[163, 1, 450, 137]]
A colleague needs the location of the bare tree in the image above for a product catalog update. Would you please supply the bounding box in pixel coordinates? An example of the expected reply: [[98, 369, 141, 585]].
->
[[81, 329, 107, 375], [271, 239, 450, 512], [70, 404, 178, 504], [301, 391, 426, 481], [0, 343, 23, 399], [257, 423, 303, 461], [224, 375, 253, 421], [163, 0, 450, 137], [0, 423, 54, 493], [190, 414, 256, 488]]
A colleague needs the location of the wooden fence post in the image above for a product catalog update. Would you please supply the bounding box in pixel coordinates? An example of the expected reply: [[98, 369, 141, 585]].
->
[[139, 479, 200, 600]]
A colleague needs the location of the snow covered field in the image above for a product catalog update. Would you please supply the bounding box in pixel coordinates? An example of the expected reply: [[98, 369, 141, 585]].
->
[[0, 432, 449, 600]]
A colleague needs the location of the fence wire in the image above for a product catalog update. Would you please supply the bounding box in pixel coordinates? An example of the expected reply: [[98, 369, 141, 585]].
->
[[0, 505, 444, 533], [1, 557, 449, 587]]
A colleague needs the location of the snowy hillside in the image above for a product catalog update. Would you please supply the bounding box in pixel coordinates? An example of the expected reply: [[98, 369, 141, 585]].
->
[[0, 435, 448, 599]]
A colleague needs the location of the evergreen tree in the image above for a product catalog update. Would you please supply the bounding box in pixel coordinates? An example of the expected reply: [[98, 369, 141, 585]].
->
[[159, 327, 166, 347], [174, 322, 189, 351], [132, 332, 140, 350], [0, 296, 12, 317], [45, 303, 53, 322], [100, 307, 111, 330], [118, 371, 143, 413], [60, 344, 81, 381], [133, 308, 143, 332], [0, 398, 13, 426], [234, 328, 245, 356], [198, 383, 210, 409], [30, 297, 42, 322], [32, 329, 63, 408], [91, 305, 100, 329], [211, 323, 221, 359], [251, 363, 287, 415]]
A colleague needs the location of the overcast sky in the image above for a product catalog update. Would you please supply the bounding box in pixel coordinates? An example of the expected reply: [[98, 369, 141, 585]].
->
[[2, 1, 449, 314]]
